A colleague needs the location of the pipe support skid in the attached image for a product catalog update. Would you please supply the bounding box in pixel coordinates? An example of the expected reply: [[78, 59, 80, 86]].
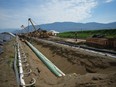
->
[[25, 40, 65, 77]]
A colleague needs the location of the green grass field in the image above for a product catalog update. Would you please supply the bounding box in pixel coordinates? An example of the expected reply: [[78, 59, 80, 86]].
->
[[57, 29, 116, 39]]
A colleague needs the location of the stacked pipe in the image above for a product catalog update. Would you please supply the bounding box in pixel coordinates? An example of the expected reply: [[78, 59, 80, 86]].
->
[[15, 36, 36, 87]]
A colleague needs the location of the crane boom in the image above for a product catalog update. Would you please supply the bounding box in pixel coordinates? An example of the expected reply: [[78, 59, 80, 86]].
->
[[28, 18, 37, 31], [21, 25, 28, 33]]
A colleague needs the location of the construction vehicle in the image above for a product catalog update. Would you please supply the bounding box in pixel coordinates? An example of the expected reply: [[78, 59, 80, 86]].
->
[[19, 25, 29, 41], [28, 18, 49, 38]]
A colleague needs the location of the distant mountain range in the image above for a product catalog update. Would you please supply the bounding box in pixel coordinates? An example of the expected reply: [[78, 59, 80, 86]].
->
[[25, 22, 116, 33], [0, 29, 19, 33], [38, 22, 116, 32], [1, 22, 116, 33]]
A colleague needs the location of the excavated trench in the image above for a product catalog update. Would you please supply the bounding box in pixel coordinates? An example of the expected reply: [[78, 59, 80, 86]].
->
[[30, 39, 116, 75]]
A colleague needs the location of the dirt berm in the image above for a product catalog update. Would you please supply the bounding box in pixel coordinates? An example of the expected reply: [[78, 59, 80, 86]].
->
[[0, 39, 17, 87]]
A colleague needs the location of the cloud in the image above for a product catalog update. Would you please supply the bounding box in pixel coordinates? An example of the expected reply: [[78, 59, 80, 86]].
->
[[0, 0, 97, 29], [105, 0, 113, 3], [37, 0, 97, 23]]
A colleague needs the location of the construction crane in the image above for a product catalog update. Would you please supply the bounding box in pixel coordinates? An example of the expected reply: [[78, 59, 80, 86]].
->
[[21, 25, 25, 29], [21, 25, 28, 33], [20, 25, 30, 41], [28, 18, 49, 38], [28, 18, 37, 31]]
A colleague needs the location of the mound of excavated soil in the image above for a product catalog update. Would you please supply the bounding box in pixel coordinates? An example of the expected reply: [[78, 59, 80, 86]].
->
[[0, 39, 17, 87]]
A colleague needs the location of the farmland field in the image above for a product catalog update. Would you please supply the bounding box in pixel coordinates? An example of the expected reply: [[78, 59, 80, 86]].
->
[[58, 29, 116, 39]]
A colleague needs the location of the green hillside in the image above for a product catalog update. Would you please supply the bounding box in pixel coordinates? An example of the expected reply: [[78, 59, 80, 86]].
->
[[57, 29, 116, 39]]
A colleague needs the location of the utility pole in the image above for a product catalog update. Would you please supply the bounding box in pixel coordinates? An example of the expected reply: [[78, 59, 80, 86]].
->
[[75, 32, 78, 42]]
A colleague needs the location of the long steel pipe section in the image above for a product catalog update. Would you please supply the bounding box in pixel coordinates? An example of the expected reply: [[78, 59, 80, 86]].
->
[[17, 43, 26, 87], [14, 44, 20, 87], [25, 40, 65, 77], [8, 32, 16, 37]]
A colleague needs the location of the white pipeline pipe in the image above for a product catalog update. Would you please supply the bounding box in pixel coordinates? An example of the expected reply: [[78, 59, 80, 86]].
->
[[17, 44, 26, 87]]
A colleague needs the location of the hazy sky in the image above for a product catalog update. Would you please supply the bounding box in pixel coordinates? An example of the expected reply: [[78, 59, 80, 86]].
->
[[0, 0, 116, 29]]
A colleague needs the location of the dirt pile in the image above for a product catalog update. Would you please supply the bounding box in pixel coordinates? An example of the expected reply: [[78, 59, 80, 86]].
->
[[0, 39, 17, 87], [72, 73, 116, 87]]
